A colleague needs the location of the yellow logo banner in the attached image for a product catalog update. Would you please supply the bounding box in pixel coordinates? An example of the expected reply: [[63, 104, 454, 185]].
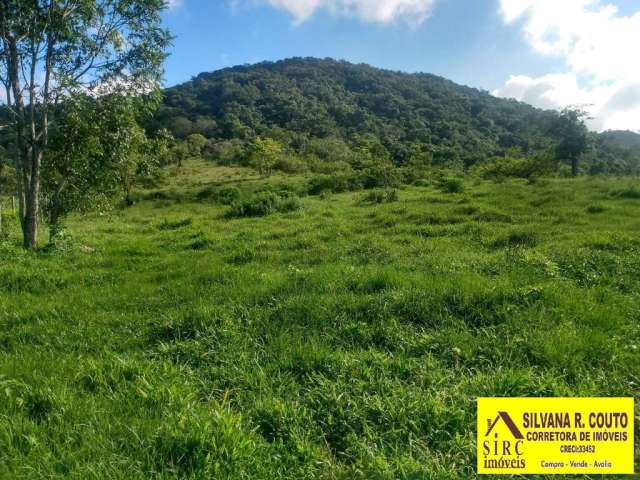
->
[[477, 397, 635, 475]]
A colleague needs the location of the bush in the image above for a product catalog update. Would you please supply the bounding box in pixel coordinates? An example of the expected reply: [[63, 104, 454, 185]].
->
[[227, 192, 301, 218], [361, 189, 398, 204], [412, 178, 431, 187], [438, 177, 464, 193], [492, 229, 537, 249], [359, 165, 399, 189], [613, 187, 640, 199], [196, 186, 241, 205], [586, 204, 607, 214], [474, 154, 556, 180], [215, 187, 242, 205], [159, 218, 192, 231], [307, 158, 352, 174], [308, 173, 362, 195], [203, 139, 245, 165], [274, 155, 308, 174]]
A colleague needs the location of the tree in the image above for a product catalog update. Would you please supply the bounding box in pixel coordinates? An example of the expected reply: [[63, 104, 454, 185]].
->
[[186, 133, 207, 157], [246, 137, 283, 176], [44, 93, 170, 241], [171, 142, 189, 168], [170, 116, 193, 139], [553, 107, 590, 177], [0, 0, 171, 249], [150, 128, 176, 167]]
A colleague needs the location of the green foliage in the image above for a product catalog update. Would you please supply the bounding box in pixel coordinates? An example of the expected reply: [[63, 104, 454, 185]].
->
[[273, 155, 308, 174], [361, 189, 399, 204], [170, 142, 190, 167], [0, 0, 171, 249], [0, 163, 16, 195], [586, 204, 607, 214], [186, 133, 208, 157], [438, 177, 465, 193], [553, 108, 591, 176], [148, 59, 640, 179], [228, 191, 302, 217], [245, 137, 285, 176], [474, 152, 556, 180], [1, 162, 640, 478], [612, 187, 640, 199], [308, 173, 362, 195], [216, 186, 243, 205], [154, 58, 565, 169], [43, 93, 152, 232], [203, 139, 245, 164]]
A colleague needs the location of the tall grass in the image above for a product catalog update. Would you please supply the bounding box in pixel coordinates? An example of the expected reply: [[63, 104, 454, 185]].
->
[[1, 161, 639, 478]]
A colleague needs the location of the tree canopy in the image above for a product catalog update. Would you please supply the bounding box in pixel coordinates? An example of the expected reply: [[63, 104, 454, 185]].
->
[[149, 58, 640, 175], [0, 0, 171, 248]]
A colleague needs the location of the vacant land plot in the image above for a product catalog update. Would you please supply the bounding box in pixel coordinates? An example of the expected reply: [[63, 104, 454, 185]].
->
[[1, 163, 639, 479]]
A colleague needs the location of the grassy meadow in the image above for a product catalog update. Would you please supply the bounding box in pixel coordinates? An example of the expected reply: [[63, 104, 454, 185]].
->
[[1, 160, 639, 479]]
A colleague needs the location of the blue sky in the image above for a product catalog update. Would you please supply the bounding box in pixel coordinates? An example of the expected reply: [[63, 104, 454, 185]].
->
[[162, 0, 640, 131]]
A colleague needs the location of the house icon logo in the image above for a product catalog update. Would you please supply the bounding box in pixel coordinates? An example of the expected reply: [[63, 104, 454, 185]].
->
[[481, 410, 526, 470], [485, 411, 524, 439]]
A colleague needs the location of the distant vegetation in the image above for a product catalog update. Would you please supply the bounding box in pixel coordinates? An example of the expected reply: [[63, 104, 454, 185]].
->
[[2, 57, 640, 246], [148, 58, 640, 176]]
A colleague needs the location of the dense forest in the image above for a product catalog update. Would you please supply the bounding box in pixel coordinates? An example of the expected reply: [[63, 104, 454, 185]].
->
[[148, 57, 640, 175]]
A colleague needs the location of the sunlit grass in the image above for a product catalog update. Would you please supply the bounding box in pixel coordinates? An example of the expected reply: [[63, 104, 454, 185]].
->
[[1, 162, 639, 478]]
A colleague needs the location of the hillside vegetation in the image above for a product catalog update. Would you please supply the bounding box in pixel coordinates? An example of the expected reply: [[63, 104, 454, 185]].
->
[[1, 160, 639, 478], [149, 58, 640, 174]]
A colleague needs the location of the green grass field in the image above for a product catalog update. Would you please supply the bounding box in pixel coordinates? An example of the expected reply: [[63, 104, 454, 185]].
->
[[1, 161, 639, 479]]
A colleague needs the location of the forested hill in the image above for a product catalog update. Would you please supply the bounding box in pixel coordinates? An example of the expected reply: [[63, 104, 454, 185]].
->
[[150, 57, 561, 167], [599, 130, 640, 151]]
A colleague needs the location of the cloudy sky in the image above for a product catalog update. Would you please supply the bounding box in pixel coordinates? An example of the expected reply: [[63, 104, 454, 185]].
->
[[163, 0, 640, 132]]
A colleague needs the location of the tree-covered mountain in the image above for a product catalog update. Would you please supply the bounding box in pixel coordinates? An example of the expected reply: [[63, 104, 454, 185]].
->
[[599, 130, 640, 151], [150, 57, 566, 168]]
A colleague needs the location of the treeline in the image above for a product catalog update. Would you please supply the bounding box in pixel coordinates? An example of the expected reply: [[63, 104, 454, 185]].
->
[[147, 58, 640, 176]]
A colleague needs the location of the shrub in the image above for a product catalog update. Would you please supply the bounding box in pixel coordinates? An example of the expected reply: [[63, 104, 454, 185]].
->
[[361, 189, 398, 204], [196, 186, 242, 205], [412, 178, 431, 187], [203, 139, 245, 165], [245, 137, 284, 176], [438, 177, 464, 193], [474, 154, 556, 180], [215, 187, 242, 205], [492, 229, 537, 249], [274, 155, 308, 174], [308, 173, 362, 195], [227, 192, 301, 218], [586, 204, 607, 214], [359, 165, 399, 189], [307, 158, 352, 174], [613, 187, 640, 199], [159, 218, 192, 231]]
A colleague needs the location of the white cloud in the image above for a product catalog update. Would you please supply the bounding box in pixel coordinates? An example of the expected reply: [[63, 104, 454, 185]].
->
[[259, 0, 436, 25], [166, 0, 183, 10], [494, 0, 640, 132]]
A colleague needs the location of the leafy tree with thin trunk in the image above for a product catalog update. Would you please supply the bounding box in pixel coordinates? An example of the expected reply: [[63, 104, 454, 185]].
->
[[0, 0, 171, 249], [553, 107, 590, 177], [43, 92, 157, 241], [246, 137, 283, 176]]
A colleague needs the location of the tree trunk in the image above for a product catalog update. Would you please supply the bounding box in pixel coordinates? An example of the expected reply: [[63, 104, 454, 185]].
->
[[5, 36, 28, 235], [571, 157, 578, 177], [49, 216, 61, 245], [23, 174, 40, 249]]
